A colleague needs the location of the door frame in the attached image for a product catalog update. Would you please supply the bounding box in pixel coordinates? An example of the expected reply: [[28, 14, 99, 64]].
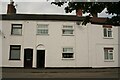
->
[[24, 48, 33, 68]]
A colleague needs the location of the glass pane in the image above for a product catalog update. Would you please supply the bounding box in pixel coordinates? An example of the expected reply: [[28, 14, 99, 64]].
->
[[63, 48, 73, 52], [37, 29, 48, 34], [37, 24, 48, 35], [62, 53, 73, 58], [38, 24, 48, 29], [11, 46, 20, 50], [104, 28, 107, 37], [11, 50, 20, 59], [12, 28, 22, 35], [109, 53, 113, 60], [13, 25, 22, 28], [104, 50, 108, 60], [63, 26, 73, 29], [63, 30, 73, 34], [108, 31, 112, 37]]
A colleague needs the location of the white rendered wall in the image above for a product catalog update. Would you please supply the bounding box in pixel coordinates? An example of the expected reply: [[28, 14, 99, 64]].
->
[[75, 24, 89, 67], [1, 20, 119, 68], [88, 24, 119, 67], [0, 21, 2, 67], [2, 21, 24, 67], [36, 21, 76, 67], [118, 27, 120, 67]]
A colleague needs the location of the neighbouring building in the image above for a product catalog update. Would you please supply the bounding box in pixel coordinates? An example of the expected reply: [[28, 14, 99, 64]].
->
[[0, 2, 120, 68], [0, 21, 2, 67]]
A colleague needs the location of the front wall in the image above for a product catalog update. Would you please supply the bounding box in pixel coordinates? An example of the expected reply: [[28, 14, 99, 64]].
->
[[2, 21, 24, 67], [88, 24, 119, 67], [95, 44, 118, 67], [118, 27, 120, 67], [1, 20, 119, 68], [0, 21, 2, 67]]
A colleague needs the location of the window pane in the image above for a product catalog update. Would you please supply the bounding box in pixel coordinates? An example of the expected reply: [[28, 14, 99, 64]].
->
[[62, 53, 73, 58], [104, 28, 107, 37], [103, 28, 112, 38], [10, 45, 21, 60], [11, 46, 20, 50], [37, 24, 48, 35], [62, 26, 74, 35], [12, 24, 22, 35], [104, 48, 113, 60], [12, 28, 22, 35], [37, 29, 48, 34], [38, 24, 48, 28], [109, 53, 113, 60], [63, 30, 73, 34], [108, 31, 112, 37], [13, 25, 22, 28], [104, 50, 108, 60], [63, 26, 73, 29], [63, 48, 73, 52], [11, 50, 20, 59]]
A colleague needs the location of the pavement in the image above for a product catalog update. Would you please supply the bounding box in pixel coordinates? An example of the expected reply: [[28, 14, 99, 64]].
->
[[1, 68, 120, 80]]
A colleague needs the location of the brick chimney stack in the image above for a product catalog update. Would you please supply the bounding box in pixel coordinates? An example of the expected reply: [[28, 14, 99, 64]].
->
[[7, 0, 16, 14], [76, 9, 82, 16]]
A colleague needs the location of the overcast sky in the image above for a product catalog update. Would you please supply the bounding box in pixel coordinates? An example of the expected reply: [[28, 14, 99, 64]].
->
[[1, 0, 117, 17]]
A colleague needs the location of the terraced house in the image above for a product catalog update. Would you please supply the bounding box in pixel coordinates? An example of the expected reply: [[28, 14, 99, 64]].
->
[[0, 2, 120, 68]]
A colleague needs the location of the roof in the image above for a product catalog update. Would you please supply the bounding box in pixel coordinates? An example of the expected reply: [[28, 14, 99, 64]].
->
[[0, 14, 85, 21], [1, 14, 117, 26], [90, 17, 108, 25]]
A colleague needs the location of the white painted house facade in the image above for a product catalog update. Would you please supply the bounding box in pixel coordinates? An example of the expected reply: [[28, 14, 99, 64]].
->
[[0, 14, 120, 68], [0, 20, 2, 67]]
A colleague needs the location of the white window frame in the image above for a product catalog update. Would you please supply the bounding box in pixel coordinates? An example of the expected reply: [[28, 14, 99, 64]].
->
[[103, 27, 113, 38], [37, 24, 49, 35], [62, 47, 74, 59], [104, 48, 114, 62], [62, 25, 74, 36], [11, 24, 22, 35]]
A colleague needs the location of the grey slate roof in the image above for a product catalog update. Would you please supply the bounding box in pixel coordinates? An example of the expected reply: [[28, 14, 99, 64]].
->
[[0, 14, 85, 21], [1, 14, 118, 26]]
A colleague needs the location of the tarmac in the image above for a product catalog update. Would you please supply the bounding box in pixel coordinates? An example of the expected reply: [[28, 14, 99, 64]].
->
[[1, 68, 120, 80]]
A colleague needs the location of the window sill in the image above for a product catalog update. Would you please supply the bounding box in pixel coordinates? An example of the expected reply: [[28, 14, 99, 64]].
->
[[10, 34, 22, 36], [36, 34, 49, 36], [62, 58, 75, 60], [62, 34, 74, 36], [103, 37, 113, 39], [104, 60, 114, 62]]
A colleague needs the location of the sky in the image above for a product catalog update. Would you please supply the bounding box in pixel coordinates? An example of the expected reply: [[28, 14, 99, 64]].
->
[[1, 0, 118, 17]]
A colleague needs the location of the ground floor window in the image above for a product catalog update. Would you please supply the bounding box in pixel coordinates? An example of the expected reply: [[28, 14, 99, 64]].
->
[[9, 45, 21, 60], [62, 48, 74, 58], [104, 48, 114, 61]]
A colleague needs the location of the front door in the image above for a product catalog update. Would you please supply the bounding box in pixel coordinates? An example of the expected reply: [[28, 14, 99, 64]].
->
[[24, 49, 33, 68], [37, 50, 45, 68]]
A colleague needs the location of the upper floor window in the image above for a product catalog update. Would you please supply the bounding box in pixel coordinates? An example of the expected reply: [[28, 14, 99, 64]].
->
[[9, 45, 21, 60], [62, 25, 74, 36], [104, 48, 114, 61], [11, 24, 22, 35], [103, 25, 113, 38], [37, 24, 48, 35], [62, 47, 74, 59]]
